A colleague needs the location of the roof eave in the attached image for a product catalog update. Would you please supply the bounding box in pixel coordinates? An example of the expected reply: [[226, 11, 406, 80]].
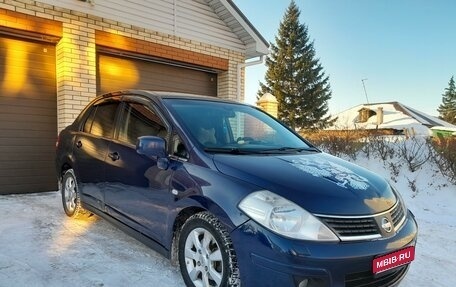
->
[[206, 0, 269, 59]]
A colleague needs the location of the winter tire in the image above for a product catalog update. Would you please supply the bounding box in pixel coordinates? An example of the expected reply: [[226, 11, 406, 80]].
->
[[178, 212, 240, 287], [61, 169, 90, 218]]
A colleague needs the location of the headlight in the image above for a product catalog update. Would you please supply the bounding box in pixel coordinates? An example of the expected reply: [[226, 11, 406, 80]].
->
[[238, 190, 339, 242]]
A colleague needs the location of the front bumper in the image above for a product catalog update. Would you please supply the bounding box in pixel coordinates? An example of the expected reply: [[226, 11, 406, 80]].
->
[[230, 210, 418, 287]]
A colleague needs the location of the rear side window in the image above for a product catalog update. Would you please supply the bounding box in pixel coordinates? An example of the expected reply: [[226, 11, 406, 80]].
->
[[83, 102, 119, 138], [118, 102, 167, 145]]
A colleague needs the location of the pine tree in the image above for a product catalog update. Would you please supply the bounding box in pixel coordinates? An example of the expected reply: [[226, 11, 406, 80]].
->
[[438, 76, 456, 124], [259, 0, 333, 130]]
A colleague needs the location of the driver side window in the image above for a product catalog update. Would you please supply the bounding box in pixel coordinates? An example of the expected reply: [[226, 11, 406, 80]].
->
[[118, 102, 167, 146]]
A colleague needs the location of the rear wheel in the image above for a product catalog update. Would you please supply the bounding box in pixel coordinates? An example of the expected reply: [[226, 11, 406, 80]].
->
[[61, 169, 90, 218], [178, 212, 240, 287]]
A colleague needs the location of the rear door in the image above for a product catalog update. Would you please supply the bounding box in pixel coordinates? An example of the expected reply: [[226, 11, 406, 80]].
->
[[103, 97, 174, 242], [72, 97, 121, 209]]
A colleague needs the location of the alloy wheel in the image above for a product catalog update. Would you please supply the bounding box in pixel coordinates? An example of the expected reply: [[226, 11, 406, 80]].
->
[[184, 227, 224, 287], [64, 175, 77, 213]]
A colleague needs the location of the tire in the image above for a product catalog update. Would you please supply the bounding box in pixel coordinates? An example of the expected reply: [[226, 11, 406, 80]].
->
[[61, 169, 90, 219], [178, 212, 240, 287]]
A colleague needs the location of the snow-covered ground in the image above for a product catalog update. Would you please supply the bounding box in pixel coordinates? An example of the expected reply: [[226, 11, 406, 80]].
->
[[0, 191, 184, 287], [0, 155, 455, 287], [353, 152, 456, 287]]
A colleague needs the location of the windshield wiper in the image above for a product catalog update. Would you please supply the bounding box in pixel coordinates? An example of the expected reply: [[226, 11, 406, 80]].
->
[[204, 147, 251, 154], [204, 146, 320, 155], [258, 147, 320, 154]]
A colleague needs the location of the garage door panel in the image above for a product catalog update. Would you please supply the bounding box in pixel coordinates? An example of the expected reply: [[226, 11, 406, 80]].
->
[[0, 166, 55, 178], [0, 159, 55, 170], [0, 136, 55, 147], [0, 81, 56, 95], [98, 53, 217, 97], [0, 152, 55, 162], [0, 150, 54, 162], [0, 113, 56, 124], [0, 82, 56, 97], [0, 164, 56, 183], [0, 95, 55, 106], [0, 121, 57, 132], [0, 63, 55, 76], [1, 106, 55, 118], [0, 36, 57, 194], [0, 180, 57, 194], [0, 184, 56, 194], [0, 130, 56, 140]]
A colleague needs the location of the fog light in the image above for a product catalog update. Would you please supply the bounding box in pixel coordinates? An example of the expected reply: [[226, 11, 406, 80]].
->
[[298, 279, 309, 287], [294, 277, 326, 287]]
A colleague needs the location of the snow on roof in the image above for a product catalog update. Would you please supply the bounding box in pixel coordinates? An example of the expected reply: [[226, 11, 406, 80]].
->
[[329, 102, 456, 136], [399, 104, 456, 128], [430, 126, 456, 132]]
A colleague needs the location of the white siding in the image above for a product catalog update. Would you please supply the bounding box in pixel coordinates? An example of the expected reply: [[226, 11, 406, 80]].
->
[[36, 0, 246, 52], [176, 0, 244, 50]]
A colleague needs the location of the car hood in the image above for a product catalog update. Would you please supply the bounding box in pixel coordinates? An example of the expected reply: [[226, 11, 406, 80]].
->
[[213, 152, 396, 216]]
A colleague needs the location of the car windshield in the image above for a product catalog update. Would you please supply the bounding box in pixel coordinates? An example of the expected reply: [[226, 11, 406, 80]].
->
[[163, 98, 314, 154]]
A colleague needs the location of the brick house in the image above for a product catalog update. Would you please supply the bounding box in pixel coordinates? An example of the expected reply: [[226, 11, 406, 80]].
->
[[0, 0, 268, 194]]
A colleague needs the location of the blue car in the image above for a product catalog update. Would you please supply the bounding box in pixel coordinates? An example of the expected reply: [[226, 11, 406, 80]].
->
[[56, 90, 417, 287]]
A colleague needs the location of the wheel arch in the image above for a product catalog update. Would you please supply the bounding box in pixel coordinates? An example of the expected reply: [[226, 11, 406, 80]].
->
[[176, 211, 241, 287], [168, 194, 247, 265], [170, 205, 205, 264]]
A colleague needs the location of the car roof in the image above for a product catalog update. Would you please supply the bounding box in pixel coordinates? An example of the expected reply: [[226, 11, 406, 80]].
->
[[99, 90, 244, 105]]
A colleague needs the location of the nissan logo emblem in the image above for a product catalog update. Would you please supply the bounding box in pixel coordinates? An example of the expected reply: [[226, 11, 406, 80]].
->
[[381, 217, 393, 233]]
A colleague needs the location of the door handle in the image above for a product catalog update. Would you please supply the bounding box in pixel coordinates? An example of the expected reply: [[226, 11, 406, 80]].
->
[[76, 140, 82, 148], [108, 152, 120, 161]]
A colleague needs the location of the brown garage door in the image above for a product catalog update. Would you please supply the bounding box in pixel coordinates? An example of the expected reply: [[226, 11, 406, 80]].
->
[[0, 36, 57, 194], [97, 53, 217, 96]]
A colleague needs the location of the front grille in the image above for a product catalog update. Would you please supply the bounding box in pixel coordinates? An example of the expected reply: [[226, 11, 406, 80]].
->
[[391, 202, 406, 231], [345, 265, 408, 287], [320, 217, 379, 237], [317, 200, 407, 241]]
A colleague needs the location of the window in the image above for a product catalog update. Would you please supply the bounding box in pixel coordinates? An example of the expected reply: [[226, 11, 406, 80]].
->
[[83, 102, 119, 138], [227, 111, 277, 143], [172, 134, 189, 159], [164, 99, 310, 151], [118, 102, 166, 145]]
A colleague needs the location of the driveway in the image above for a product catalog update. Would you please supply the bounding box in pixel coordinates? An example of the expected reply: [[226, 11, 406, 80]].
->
[[0, 192, 184, 287]]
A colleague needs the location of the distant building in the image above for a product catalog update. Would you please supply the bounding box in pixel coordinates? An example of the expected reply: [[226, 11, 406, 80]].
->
[[329, 102, 456, 136]]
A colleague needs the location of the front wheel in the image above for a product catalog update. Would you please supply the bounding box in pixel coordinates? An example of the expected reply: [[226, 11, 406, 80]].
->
[[61, 169, 90, 219], [178, 212, 240, 287]]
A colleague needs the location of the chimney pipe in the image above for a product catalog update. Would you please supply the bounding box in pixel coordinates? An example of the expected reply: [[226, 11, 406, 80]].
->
[[377, 107, 384, 125]]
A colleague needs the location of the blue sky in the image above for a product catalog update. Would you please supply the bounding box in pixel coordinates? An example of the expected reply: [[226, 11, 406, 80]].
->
[[233, 0, 455, 117]]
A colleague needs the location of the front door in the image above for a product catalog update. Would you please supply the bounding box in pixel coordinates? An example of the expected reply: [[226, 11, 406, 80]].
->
[[103, 99, 173, 243]]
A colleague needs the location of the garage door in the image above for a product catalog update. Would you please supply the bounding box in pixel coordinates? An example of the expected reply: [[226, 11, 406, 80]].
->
[[97, 53, 217, 96], [0, 36, 57, 194]]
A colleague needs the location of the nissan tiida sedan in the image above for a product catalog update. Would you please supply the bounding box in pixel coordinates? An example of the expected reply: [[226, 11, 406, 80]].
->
[[56, 90, 417, 287]]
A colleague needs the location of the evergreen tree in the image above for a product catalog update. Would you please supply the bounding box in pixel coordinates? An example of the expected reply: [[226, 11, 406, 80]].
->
[[259, 0, 334, 130], [438, 76, 456, 124]]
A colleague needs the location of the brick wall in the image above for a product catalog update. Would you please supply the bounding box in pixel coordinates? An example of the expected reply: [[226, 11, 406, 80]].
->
[[0, 0, 246, 131]]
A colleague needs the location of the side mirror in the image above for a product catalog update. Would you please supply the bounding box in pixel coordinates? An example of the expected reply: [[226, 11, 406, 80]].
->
[[136, 136, 166, 158]]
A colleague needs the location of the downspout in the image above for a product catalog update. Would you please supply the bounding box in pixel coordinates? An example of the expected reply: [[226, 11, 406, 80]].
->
[[236, 56, 265, 102]]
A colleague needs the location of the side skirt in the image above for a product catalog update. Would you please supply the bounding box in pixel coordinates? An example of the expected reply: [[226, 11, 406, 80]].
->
[[82, 202, 170, 259]]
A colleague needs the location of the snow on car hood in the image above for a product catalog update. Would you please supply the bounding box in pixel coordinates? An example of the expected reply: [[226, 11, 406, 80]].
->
[[213, 152, 396, 216]]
